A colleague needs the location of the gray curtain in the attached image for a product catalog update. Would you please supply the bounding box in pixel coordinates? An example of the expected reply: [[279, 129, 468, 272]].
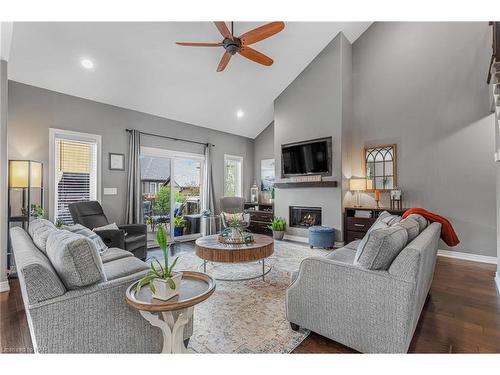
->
[[125, 130, 142, 224], [203, 144, 216, 214]]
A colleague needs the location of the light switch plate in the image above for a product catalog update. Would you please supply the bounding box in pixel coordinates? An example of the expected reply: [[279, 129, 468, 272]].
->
[[103, 188, 118, 195], [495, 152, 500, 162]]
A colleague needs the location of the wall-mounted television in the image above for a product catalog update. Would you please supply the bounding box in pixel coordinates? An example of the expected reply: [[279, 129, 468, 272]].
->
[[281, 137, 332, 178]]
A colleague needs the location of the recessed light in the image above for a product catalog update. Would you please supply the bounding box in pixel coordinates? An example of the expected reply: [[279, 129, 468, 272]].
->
[[81, 58, 94, 70], [236, 109, 244, 119]]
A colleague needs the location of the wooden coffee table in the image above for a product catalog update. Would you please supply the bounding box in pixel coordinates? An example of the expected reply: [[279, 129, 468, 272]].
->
[[126, 271, 215, 353], [195, 234, 274, 281]]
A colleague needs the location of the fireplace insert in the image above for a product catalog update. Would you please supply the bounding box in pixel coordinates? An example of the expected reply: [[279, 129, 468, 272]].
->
[[289, 206, 322, 228]]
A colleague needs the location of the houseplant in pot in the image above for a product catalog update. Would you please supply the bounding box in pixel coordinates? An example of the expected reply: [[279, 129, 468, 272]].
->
[[268, 217, 286, 240], [135, 224, 182, 301], [173, 216, 186, 237]]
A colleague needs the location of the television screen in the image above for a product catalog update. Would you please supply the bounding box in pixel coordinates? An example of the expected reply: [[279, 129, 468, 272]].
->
[[281, 137, 331, 176]]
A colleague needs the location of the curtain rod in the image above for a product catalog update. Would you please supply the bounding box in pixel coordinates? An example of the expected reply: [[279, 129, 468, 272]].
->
[[126, 129, 215, 147]]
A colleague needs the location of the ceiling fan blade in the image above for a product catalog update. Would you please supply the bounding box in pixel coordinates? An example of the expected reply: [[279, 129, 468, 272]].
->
[[238, 46, 273, 66], [176, 42, 223, 47], [217, 52, 232, 72], [214, 21, 233, 40], [239, 21, 285, 46]]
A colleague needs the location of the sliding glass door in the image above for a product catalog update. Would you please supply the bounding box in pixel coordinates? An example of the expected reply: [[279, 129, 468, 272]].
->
[[141, 147, 204, 247]]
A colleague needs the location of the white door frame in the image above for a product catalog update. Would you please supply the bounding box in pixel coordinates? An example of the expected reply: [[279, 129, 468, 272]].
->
[[48, 128, 102, 222]]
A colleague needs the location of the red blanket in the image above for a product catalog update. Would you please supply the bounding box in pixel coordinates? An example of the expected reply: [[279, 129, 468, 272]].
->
[[402, 208, 460, 247]]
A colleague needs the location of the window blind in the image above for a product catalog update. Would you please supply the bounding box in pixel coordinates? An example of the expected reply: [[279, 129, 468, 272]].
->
[[55, 138, 97, 224]]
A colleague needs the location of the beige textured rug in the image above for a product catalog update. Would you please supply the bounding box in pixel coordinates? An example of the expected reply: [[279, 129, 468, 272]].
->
[[148, 240, 328, 353]]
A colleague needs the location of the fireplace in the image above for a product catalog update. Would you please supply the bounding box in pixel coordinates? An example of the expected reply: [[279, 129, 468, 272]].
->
[[289, 206, 322, 228]]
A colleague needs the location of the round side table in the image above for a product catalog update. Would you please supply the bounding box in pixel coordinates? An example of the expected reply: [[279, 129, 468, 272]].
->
[[126, 271, 215, 353]]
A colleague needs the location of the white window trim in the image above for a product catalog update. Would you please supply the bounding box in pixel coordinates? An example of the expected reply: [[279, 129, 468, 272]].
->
[[48, 128, 102, 222], [224, 154, 244, 198]]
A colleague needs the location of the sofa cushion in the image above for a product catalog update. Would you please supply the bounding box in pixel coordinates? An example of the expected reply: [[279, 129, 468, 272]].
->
[[100, 247, 134, 263], [394, 217, 420, 243], [354, 226, 408, 270], [46, 230, 107, 290], [326, 247, 356, 264], [406, 214, 428, 232], [377, 211, 402, 226], [103, 257, 149, 281], [28, 218, 58, 254], [63, 224, 108, 252]]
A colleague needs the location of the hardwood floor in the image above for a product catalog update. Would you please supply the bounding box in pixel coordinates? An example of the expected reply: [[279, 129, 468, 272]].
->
[[1, 244, 499, 353]]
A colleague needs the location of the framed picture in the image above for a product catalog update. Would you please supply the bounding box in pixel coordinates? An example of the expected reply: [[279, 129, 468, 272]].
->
[[109, 153, 125, 171], [261, 158, 275, 192]]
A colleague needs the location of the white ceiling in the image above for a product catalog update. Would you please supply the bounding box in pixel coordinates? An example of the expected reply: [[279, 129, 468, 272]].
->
[[9, 22, 372, 138]]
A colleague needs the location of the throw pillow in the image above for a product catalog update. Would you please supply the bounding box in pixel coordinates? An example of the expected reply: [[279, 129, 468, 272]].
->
[[63, 224, 108, 252], [407, 214, 428, 232], [93, 222, 120, 231], [46, 230, 107, 290], [28, 218, 58, 254], [394, 217, 420, 244], [354, 211, 401, 263], [354, 226, 408, 270]]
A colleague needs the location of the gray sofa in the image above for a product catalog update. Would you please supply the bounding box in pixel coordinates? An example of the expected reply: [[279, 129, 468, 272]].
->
[[10, 226, 192, 353], [286, 222, 441, 353]]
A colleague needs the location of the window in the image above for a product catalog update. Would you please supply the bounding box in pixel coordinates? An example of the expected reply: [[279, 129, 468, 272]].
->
[[149, 182, 157, 194], [49, 129, 101, 224], [224, 154, 243, 197]]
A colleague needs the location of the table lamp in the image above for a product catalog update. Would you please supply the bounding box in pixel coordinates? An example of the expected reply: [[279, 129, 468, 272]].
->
[[349, 178, 366, 207]]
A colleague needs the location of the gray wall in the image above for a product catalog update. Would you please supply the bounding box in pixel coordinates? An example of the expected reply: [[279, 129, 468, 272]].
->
[[274, 33, 352, 241], [0, 61, 8, 288], [349, 22, 496, 256], [8, 81, 254, 224], [253, 121, 274, 199]]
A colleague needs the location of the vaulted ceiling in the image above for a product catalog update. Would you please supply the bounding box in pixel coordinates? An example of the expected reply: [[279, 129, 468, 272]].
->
[[9, 22, 371, 138]]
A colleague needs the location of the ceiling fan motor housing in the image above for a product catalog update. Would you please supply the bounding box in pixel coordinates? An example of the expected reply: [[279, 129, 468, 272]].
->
[[223, 38, 241, 55]]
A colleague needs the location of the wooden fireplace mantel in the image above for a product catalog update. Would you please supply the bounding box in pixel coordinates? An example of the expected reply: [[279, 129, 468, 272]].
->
[[274, 181, 338, 188]]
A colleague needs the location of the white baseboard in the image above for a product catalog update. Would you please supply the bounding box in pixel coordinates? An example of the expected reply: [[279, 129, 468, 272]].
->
[[0, 280, 10, 293], [437, 249, 497, 264]]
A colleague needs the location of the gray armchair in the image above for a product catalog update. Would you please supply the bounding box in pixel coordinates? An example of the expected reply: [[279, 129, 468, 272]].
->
[[219, 197, 250, 228], [68, 201, 147, 260]]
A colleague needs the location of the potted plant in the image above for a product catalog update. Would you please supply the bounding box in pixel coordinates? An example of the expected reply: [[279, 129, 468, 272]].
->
[[135, 224, 182, 301], [268, 217, 286, 240], [173, 216, 186, 237]]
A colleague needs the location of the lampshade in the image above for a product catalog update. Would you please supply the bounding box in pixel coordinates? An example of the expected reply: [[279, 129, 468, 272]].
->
[[349, 178, 366, 191], [30, 162, 43, 188], [9, 160, 43, 188], [9, 160, 29, 188]]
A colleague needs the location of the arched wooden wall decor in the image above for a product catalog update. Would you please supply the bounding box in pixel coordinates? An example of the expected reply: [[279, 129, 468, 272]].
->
[[363, 144, 397, 191]]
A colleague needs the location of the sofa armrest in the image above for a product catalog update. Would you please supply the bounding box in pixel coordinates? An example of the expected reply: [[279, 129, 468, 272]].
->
[[118, 224, 147, 236], [27, 270, 192, 353], [286, 256, 418, 353], [94, 229, 125, 248]]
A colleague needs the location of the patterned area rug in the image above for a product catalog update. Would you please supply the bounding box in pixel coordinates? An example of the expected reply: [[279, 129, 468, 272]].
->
[[148, 240, 329, 353]]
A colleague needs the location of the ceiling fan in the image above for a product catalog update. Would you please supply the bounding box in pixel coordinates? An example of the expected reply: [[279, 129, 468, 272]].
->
[[176, 21, 285, 72]]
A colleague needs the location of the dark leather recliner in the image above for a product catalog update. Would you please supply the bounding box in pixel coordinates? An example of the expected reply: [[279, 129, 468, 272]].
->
[[68, 201, 147, 260]]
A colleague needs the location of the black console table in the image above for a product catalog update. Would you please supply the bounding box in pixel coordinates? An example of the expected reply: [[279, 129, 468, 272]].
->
[[244, 202, 274, 236]]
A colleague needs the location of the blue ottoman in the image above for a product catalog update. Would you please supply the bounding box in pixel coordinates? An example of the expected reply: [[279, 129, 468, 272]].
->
[[308, 226, 335, 249]]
